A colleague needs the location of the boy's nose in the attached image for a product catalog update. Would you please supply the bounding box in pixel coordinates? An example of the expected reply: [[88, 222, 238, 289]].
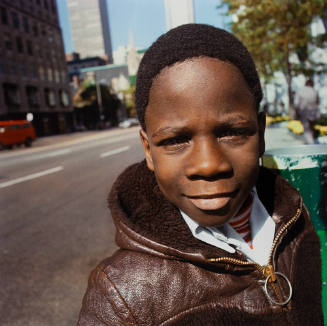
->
[[185, 138, 233, 180]]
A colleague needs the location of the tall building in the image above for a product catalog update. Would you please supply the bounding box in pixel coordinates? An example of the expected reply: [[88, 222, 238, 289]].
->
[[0, 0, 73, 136], [164, 0, 195, 31], [67, 0, 113, 62]]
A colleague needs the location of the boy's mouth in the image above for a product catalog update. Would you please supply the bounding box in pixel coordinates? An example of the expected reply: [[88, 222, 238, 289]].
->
[[186, 190, 238, 211]]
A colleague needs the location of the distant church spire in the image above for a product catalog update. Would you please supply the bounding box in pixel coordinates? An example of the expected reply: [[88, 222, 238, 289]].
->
[[128, 29, 135, 50]]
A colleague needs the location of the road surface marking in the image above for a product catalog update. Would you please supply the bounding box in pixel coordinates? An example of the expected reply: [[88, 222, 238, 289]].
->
[[0, 166, 63, 189], [18, 148, 72, 162], [102, 134, 136, 145], [100, 146, 130, 158], [41, 148, 72, 158]]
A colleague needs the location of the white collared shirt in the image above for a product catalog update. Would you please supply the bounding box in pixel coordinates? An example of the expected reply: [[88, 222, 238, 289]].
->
[[180, 188, 275, 266]]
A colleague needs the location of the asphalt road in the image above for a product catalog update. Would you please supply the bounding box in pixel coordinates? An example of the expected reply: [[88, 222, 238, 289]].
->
[[0, 127, 144, 326]]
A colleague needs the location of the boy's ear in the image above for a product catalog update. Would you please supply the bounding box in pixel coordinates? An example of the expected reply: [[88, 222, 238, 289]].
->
[[258, 112, 266, 157], [139, 129, 154, 171]]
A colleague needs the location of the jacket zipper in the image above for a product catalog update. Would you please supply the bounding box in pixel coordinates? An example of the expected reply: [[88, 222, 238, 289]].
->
[[207, 205, 302, 304]]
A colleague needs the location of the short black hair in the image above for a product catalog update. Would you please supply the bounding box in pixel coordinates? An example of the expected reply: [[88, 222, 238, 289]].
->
[[135, 23, 262, 130]]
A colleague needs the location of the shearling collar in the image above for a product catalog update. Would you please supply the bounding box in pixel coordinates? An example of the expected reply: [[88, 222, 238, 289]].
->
[[108, 160, 302, 266]]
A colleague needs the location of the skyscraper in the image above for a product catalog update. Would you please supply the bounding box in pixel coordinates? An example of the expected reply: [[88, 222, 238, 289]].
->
[[0, 0, 73, 136], [67, 0, 113, 62], [164, 0, 195, 31]]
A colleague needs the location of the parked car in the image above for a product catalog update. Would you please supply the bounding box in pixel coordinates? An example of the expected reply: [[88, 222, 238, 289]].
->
[[0, 120, 36, 149], [118, 118, 139, 128]]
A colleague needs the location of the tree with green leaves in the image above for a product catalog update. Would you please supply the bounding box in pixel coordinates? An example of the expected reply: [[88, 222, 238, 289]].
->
[[221, 0, 327, 118], [73, 79, 121, 129]]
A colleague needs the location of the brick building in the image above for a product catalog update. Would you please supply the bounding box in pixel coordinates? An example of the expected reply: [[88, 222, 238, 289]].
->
[[0, 0, 73, 136]]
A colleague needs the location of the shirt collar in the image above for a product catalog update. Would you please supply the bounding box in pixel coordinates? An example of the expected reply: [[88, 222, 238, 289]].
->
[[180, 188, 275, 265]]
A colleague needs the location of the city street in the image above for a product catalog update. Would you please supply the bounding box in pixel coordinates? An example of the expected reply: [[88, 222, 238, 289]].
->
[[1, 0, 325, 323], [0, 126, 144, 326], [0, 125, 305, 326]]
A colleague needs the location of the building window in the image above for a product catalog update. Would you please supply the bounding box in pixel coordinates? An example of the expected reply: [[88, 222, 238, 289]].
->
[[26, 86, 39, 107], [3, 83, 21, 106], [47, 67, 53, 81], [35, 43, 42, 57], [1, 6, 8, 25], [60, 89, 69, 107], [60, 70, 67, 83], [39, 66, 45, 80], [45, 88, 56, 106], [44, 0, 49, 9], [12, 12, 19, 29], [54, 70, 60, 83], [27, 40, 33, 55], [23, 16, 29, 33], [4, 33, 12, 51], [32, 23, 38, 36], [16, 36, 23, 53], [36, 0, 41, 5]]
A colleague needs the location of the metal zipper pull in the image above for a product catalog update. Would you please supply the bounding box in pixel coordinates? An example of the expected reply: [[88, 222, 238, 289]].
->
[[262, 264, 293, 306], [263, 264, 276, 282]]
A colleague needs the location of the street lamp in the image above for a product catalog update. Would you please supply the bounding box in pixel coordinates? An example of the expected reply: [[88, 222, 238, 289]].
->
[[95, 80, 103, 121], [92, 73, 107, 127]]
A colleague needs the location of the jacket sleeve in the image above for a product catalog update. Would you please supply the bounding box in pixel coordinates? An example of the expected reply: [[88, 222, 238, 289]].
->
[[77, 266, 138, 326]]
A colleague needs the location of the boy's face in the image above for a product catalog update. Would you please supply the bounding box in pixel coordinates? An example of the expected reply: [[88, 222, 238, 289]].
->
[[140, 57, 265, 227]]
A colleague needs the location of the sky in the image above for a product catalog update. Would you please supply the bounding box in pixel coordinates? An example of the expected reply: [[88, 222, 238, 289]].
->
[[57, 0, 230, 53]]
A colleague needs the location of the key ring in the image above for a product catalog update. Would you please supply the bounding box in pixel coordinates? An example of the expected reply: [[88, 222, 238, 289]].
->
[[264, 272, 292, 306]]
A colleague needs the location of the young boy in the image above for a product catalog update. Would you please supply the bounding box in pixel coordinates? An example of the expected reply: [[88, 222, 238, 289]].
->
[[78, 24, 323, 325]]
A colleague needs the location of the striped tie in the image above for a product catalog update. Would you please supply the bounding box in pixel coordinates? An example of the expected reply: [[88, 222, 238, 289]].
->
[[228, 194, 254, 249]]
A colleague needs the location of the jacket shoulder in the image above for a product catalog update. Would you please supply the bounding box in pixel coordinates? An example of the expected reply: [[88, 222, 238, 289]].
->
[[80, 250, 224, 326], [78, 249, 178, 326], [77, 254, 138, 326]]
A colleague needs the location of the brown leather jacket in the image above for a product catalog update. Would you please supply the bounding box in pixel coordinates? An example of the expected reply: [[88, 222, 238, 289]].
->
[[77, 161, 323, 325]]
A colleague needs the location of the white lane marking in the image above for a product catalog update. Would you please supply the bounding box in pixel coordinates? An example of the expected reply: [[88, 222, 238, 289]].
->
[[40, 148, 72, 158], [19, 148, 72, 162], [100, 146, 130, 158], [101, 134, 137, 145], [0, 166, 63, 189]]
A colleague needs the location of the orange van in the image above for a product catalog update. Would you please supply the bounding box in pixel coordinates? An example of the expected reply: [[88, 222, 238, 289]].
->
[[0, 120, 36, 149]]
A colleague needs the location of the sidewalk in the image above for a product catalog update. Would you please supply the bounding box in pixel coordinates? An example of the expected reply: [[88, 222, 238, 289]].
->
[[265, 122, 306, 151]]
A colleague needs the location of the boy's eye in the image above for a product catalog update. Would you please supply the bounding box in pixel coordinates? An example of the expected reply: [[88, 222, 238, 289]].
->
[[158, 135, 191, 151], [218, 128, 255, 142]]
